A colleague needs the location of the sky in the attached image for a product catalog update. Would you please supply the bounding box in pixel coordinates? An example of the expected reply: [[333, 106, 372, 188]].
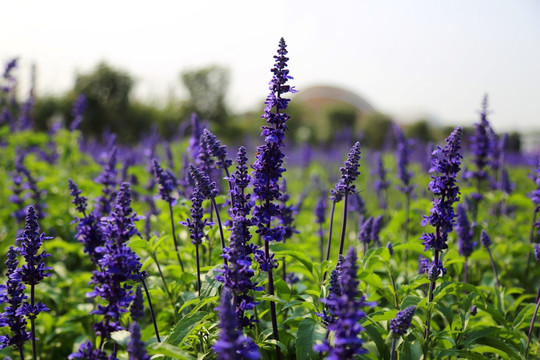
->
[[1, 0, 539, 132]]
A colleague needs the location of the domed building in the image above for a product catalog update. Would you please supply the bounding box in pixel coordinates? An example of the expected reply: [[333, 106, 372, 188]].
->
[[291, 85, 377, 141]]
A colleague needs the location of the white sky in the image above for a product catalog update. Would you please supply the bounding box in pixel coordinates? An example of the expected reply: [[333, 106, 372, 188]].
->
[[1, 0, 539, 132]]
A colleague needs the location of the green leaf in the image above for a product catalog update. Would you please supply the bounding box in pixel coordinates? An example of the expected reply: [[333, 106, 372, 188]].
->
[[148, 342, 195, 360], [110, 330, 131, 349], [165, 311, 211, 347], [296, 318, 326, 360]]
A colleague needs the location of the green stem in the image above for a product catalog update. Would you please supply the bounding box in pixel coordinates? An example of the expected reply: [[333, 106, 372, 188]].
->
[[338, 192, 349, 257], [168, 203, 184, 272], [141, 278, 161, 342]]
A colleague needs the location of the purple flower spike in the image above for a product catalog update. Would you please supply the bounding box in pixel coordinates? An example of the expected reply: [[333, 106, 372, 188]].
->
[[17, 206, 52, 287], [130, 286, 144, 322], [315, 247, 374, 358], [358, 217, 374, 245], [420, 127, 463, 258], [190, 165, 218, 199], [68, 340, 107, 360], [456, 204, 475, 258], [390, 306, 416, 337], [70, 94, 87, 131], [480, 230, 492, 248], [394, 125, 413, 195], [153, 159, 176, 205], [201, 128, 232, 170], [330, 142, 362, 202], [534, 244, 540, 261], [213, 288, 260, 360], [0, 247, 31, 351], [128, 321, 150, 360]]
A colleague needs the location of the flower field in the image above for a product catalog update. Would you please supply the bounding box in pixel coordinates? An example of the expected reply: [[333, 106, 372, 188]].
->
[[0, 38, 539, 360]]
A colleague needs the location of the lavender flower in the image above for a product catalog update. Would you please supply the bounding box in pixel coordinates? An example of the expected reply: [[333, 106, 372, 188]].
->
[[190, 165, 218, 199], [314, 190, 327, 227], [217, 150, 261, 328], [250, 38, 295, 359], [201, 128, 232, 170], [128, 322, 150, 360], [17, 206, 52, 287], [371, 215, 384, 247], [467, 95, 492, 205], [373, 153, 390, 209], [456, 204, 475, 257], [70, 94, 87, 131], [9, 172, 26, 224], [394, 125, 413, 195], [315, 247, 373, 358], [278, 179, 298, 241], [358, 216, 374, 249], [153, 159, 176, 205], [390, 306, 416, 337], [316, 256, 343, 326], [86, 183, 145, 341], [130, 286, 144, 322], [69, 179, 107, 265], [480, 229, 500, 288], [535, 244, 540, 261], [330, 142, 362, 202], [95, 147, 118, 216], [420, 127, 463, 273], [181, 187, 212, 247], [0, 247, 31, 351], [418, 255, 430, 275], [480, 230, 491, 248], [213, 288, 260, 360], [315, 189, 328, 261], [187, 113, 205, 162], [68, 341, 107, 360]]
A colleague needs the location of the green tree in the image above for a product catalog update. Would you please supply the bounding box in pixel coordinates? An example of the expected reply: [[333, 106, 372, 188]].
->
[[406, 119, 435, 143], [180, 65, 230, 126], [360, 112, 393, 149]]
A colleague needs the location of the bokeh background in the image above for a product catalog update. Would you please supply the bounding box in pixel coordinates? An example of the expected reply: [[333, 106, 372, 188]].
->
[[1, 0, 539, 150]]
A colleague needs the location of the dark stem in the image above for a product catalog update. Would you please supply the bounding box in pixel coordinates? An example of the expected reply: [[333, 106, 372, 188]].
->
[[404, 192, 410, 244], [487, 247, 500, 288], [211, 198, 227, 266], [18, 346, 24, 360], [524, 209, 538, 284], [338, 192, 350, 257], [318, 223, 324, 263], [423, 249, 440, 360], [389, 265, 399, 308], [141, 278, 161, 342], [390, 337, 397, 360], [168, 202, 184, 272], [195, 243, 202, 296], [526, 284, 540, 359], [464, 257, 468, 284], [150, 251, 173, 307], [30, 284, 37, 360], [325, 201, 337, 262], [264, 240, 282, 360]]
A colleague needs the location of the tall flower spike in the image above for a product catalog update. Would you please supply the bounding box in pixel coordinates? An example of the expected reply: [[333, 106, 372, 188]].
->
[[0, 247, 31, 352], [421, 127, 463, 355], [456, 203, 475, 257], [250, 38, 295, 360], [373, 152, 390, 209], [217, 148, 261, 328], [390, 306, 416, 337], [201, 128, 232, 170], [213, 288, 260, 360], [420, 127, 463, 268], [130, 286, 145, 322], [153, 159, 176, 205], [467, 95, 492, 217], [315, 247, 373, 358], [128, 322, 150, 360], [330, 142, 362, 202]]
